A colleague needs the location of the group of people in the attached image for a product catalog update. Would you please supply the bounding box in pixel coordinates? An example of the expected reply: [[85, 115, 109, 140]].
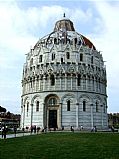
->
[[71, 125, 84, 132], [1, 125, 17, 139], [30, 125, 41, 134], [91, 126, 97, 132]]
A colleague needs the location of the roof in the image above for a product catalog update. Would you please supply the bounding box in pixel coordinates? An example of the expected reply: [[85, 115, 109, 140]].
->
[[54, 18, 96, 50]]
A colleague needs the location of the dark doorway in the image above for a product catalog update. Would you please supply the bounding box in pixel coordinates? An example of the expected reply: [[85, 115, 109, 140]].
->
[[49, 110, 57, 128]]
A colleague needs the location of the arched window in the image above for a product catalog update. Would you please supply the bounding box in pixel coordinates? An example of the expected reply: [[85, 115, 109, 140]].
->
[[54, 38, 57, 44], [36, 101, 39, 112], [39, 55, 43, 62], [66, 52, 70, 59], [49, 98, 57, 105], [74, 38, 77, 45], [30, 58, 33, 66], [83, 75, 86, 90], [52, 53, 55, 61], [96, 101, 98, 112], [26, 102, 29, 117], [91, 56, 93, 64], [27, 102, 29, 112], [77, 74, 81, 86], [67, 100, 70, 111], [92, 76, 95, 91], [80, 53, 83, 62], [61, 57, 63, 63], [83, 100, 86, 112], [50, 74, 55, 86]]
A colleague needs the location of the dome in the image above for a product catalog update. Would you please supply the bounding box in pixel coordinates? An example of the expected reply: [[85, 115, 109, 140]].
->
[[39, 18, 96, 50], [54, 19, 75, 31]]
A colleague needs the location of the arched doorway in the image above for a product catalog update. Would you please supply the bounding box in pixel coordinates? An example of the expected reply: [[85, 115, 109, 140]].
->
[[44, 95, 61, 129]]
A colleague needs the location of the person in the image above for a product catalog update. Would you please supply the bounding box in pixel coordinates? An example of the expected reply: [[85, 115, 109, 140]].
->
[[1, 126, 4, 138], [91, 126, 97, 132], [3, 125, 7, 139], [37, 127, 40, 134], [14, 126, 17, 137], [71, 126, 74, 132], [62, 126, 64, 131], [94, 126, 97, 132], [31, 126, 33, 134], [34, 125, 36, 133], [80, 125, 83, 131]]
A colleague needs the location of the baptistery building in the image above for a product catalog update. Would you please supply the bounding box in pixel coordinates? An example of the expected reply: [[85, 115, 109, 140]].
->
[[21, 17, 108, 130]]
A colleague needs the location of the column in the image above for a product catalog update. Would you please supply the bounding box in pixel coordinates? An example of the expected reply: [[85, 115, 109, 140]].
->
[[39, 78, 41, 91], [30, 104, 33, 132], [47, 108, 49, 129], [42, 77, 44, 91], [43, 103, 47, 128], [86, 76, 88, 90], [65, 74, 67, 90], [90, 104, 93, 129], [71, 74, 72, 90], [76, 103, 79, 129], [23, 105, 25, 130], [55, 75, 56, 90], [60, 76, 62, 90], [59, 103, 62, 129], [101, 105, 103, 129], [76, 75, 77, 90]]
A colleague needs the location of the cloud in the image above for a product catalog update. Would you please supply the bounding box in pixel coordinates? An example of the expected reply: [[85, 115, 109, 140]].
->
[[90, 1, 119, 112], [0, 1, 95, 113], [0, 0, 118, 113]]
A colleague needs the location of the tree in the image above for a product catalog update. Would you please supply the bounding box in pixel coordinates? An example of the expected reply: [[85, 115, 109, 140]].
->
[[0, 106, 6, 112]]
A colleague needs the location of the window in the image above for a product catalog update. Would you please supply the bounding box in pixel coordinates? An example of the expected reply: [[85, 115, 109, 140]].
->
[[103, 105, 106, 113], [80, 53, 83, 62], [30, 58, 33, 66], [52, 53, 55, 61], [67, 100, 70, 111], [74, 38, 77, 45], [39, 55, 43, 62], [30, 78, 32, 88], [83, 101, 86, 111], [27, 102, 29, 112], [61, 58, 63, 63], [36, 101, 39, 112], [96, 101, 98, 112], [66, 52, 70, 59], [54, 38, 57, 44], [91, 56, 93, 64], [77, 74, 81, 86], [50, 74, 55, 86], [49, 98, 57, 105]]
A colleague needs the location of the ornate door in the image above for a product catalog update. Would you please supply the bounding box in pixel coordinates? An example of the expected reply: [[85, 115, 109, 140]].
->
[[49, 110, 57, 128]]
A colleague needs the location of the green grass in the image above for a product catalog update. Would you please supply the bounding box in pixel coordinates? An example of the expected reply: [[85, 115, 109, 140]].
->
[[0, 132, 119, 159]]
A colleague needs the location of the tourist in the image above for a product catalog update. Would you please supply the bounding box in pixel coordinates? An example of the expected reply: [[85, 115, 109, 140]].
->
[[71, 126, 74, 132], [80, 125, 83, 131], [14, 126, 17, 137], [3, 125, 7, 139]]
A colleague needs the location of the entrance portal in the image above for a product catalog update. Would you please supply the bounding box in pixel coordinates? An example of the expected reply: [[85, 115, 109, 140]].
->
[[49, 110, 57, 128]]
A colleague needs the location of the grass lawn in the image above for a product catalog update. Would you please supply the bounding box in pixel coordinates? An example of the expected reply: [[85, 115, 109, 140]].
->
[[0, 132, 119, 159]]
